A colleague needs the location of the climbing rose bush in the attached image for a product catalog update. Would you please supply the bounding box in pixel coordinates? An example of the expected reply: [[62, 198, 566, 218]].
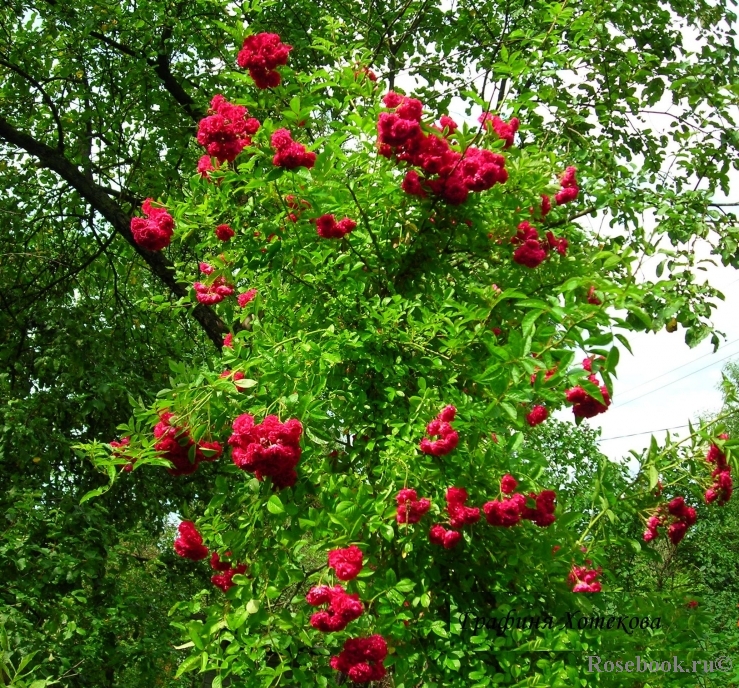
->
[[78, 28, 738, 688]]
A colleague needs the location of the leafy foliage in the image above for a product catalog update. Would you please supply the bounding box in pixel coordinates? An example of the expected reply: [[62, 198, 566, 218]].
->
[[4, 1, 739, 686]]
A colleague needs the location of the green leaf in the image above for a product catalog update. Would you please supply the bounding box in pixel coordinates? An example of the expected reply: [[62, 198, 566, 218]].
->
[[395, 578, 415, 593], [175, 653, 201, 678], [246, 599, 261, 614], [80, 484, 111, 504], [648, 465, 659, 490], [267, 495, 285, 514], [234, 378, 258, 389], [227, 607, 250, 630]]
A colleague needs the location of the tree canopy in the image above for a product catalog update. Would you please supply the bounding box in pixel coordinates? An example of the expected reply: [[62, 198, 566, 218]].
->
[[2, 1, 739, 686]]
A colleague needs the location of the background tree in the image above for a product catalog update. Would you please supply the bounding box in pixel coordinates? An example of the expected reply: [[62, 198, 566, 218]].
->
[[3, 1, 739, 686]]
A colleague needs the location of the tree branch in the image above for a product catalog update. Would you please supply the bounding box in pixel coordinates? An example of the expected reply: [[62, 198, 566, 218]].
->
[[0, 115, 228, 348]]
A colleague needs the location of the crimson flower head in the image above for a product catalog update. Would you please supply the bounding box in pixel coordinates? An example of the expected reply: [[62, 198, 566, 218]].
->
[[271, 128, 316, 169], [130, 198, 174, 251], [154, 412, 222, 476], [446, 486, 480, 528], [173, 521, 209, 561], [211, 561, 247, 592], [316, 214, 356, 239], [420, 406, 459, 456], [569, 564, 602, 593], [328, 545, 363, 581], [237, 289, 258, 307], [237, 33, 292, 88], [401, 170, 427, 197], [228, 414, 303, 489], [193, 276, 234, 305], [555, 166, 579, 205], [484, 494, 526, 527], [510, 221, 547, 268], [479, 112, 519, 148], [565, 375, 611, 419], [215, 224, 235, 241], [197, 95, 260, 163], [395, 488, 431, 523], [526, 405, 548, 427], [306, 584, 364, 632], [429, 524, 461, 548], [438, 115, 458, 133], [540, 194, 551, 217], [330, 635, 388, 683], [500, 474, 518, 494], [197, 155, 216, 179], [223, 333, 234, 349]]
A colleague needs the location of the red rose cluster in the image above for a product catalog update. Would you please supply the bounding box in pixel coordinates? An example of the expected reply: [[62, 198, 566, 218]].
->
[[173, 520, 209, 560], [437, 115, 458, 133], [196, 95, 260, 164], [154, 412, 222, 476], [228, 413, 303, 489], [130, 198, 174, 251], [483, 475, 557, 527], [446, 487, 480, 528], [526, 404, 548, 427], [510, 221, 568, 269], [215, 223, 235, 241], [316, 214, 357, 239], [237, 288, 257, 307], [210, 551, 247, 593], [328, 545, 364, 581], [193, 275, 234, 305], [478, 111, 520, 148], [539, 194, 552, 217], [110, 436, 135, 472], [419, 405, 459, 456], [197, 155, 219, 180], [306, 584, 364, 632], [270, 129, 316, 169], [303, 547, 385, 683], [396, 488, 431, 523], [237, 33, 292, 89], [378, 92, 508, 205], [705, 434, 733, 505], [330, 635, 388, 684], [643, 496, 697, 545], [429, 524, 461, 549], [555, 166, 579, 205], [173, 522, 246, 592], [429, 487, 478, 549], [569, 564, 602, 593], [565, 358, 611, 419]]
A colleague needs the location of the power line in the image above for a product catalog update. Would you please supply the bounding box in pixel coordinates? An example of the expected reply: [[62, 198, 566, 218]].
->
[[613, 348, 739, 409], [599, 410, 739, 442], [599, 424, 690, 442], [614, 336, 739, 398]]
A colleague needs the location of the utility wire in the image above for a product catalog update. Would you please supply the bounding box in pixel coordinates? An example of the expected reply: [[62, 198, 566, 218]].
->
[[614, 335, 739, 398], [613, 348, 739, 409], [600, 409, 739, 442], [599, 424, 691, 442]]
